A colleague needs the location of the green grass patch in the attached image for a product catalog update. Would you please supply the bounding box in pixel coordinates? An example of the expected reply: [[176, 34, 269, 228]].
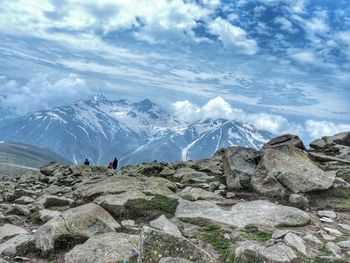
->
[[240, 224, 272, 242], [307, 187, 350, 212], [16, 240, 37, 255], [121, 194, 178, 221], [201, 224, 235, 263], [29, 210, 41, 223], [252, 231, 272, 241]]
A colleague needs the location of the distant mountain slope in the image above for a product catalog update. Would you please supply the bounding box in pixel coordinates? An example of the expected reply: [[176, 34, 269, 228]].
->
[[0, 141, 71, 179], [0, 96, 273, 166]]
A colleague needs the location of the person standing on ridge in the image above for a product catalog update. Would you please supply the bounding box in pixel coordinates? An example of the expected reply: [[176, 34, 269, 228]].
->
[[112, 158, 118, 170], [108, 162, 113, 169], [84, 159, 90, 165]]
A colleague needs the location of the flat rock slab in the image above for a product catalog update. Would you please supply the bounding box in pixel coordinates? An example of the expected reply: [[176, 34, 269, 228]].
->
[[64, 232, 139, 263], [176, 199, 309, 228], [0, 224, 28, 242], [35, 203, 120, 253], [150, 215, 182, 238], [0, 234, 33, 256]]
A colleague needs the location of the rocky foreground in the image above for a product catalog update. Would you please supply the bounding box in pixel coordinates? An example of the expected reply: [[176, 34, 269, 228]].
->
[[0, 132, 350, 263]]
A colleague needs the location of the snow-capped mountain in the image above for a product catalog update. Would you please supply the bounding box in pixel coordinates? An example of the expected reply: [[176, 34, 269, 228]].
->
[[0, 96, 273, 166]]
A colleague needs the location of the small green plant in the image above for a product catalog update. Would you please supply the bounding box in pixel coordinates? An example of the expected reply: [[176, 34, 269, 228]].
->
[[16, 240, 37, 255], [205, 224, 221, 231], [29, 210, 41, 223], [252, 231, 272, 241], [241, 224, 258, 233]]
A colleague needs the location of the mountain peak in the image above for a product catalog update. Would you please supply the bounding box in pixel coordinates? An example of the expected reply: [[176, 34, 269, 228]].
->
[[90, 94, 110, 103], [134, 99, 155, 112]]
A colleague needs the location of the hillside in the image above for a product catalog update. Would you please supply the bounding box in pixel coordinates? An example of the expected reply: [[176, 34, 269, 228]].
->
[[0, 131, 349, 262], [0, 96, 272, 166]]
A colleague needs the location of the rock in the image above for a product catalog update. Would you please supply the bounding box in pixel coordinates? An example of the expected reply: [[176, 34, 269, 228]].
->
[[0, 258, 9, 263], [159, 258, 194, 263], [337, 240, 350, 249], [235, 240, 297, 263], [175, 168, 214, 184], [226, 192, 235, 199], [31, 195, 73, 209], [159, 168, 176, 177], [272, 229, 290, 239], [222, 146, 260, 190], [303, 234, 323, 245], [74, 174, 176, 202], [332, 177, 350, 188], [0, 234, 33, 256], [320, 217, 334, 224], [288, 194, 308, 207], [326, 242, 342, 258], [320, 233, 336, 241], [38, 209, 61, 223], [35, 203, 120, 253], [264, 134, 306, 150], [310, 138, 327, 150], [323, 227, 343, 237], [0, 224, 28, 242], [178, 187, 219, 201], [338, 224, 350, 232], [284, 232, 307, 256], [14, 196, 35, 205], [318, 210, 337, 219], [252, 145, 336, 197], [121, 220, 136, 227], [94, 191, 153, 218], [138, 227, 215, 263], [64, 232, 139, 263], [4, 204, 30, 217], [176, 199, 309, 228], [150, 215, 182, 238]]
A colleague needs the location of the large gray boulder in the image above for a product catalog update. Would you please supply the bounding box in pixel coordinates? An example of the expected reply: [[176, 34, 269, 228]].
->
[[263, 134, 306, 150], [138, 227, 215, 263], [176, 199, 309, 228], [235, 240, 297, 263], [150, 215, 182, 238], [174, 168, 214, 184], [64, 232, 139, 263], [252, 145, 336, 197], [35, 203, 120, 253], [0, 224, 28, 242], [222, 146, 260, 190], [178, 187, 219, 201]]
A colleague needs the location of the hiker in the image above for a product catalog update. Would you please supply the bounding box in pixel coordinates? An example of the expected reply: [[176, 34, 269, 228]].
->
[[112, 157, 118, 170], [108, 162, 113, 169], [84, 158, 90, 165]]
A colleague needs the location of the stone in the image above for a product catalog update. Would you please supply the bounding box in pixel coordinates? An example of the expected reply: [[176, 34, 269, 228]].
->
[[320, 233, 336, 241], [252, 145, 336, 198], [0, 224, 28, 242], [272, 229, 290, 239], [326, 242, 342, 258], [138, 227, 215, 263], [35, 203, 120, 253], [38, 209, 61, 223], [176, 199, 309, 228], [191, 158, 223, 175], [31, 195, 73, 209], [303, 234, 323, 245], [150, 215, 182, 238], [320, 217, 334, 224], [284, 232, 307, 256], [121, 220, 136, 227], [14, 196, 35, 205], [222, 146, 260, 190], [318, 210, 337, 219], [323, 227, 343, 237], [175, 168, 214, 184], [235, 240, 297, 263], [263, 134, 306, 150], [332, 177, 350, 188], [64, 232, 139, 263], [337, 240, 350, 249], [338, 224, 350, 232], [4, 204, 30, 217], [0, 258, 9, 263], [226, 192, 235, 199], [0, 234, 33, 256], [288, 194, 308, 207], [178, 187, 219, 201], [159, 258, 194, 263]]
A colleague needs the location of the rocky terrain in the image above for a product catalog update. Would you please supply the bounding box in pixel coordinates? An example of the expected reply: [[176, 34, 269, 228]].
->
[[0, 132, 349, 263]]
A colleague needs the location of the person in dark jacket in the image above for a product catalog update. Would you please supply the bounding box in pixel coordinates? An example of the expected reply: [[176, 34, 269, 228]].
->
[[108, 162, 113, 169], [84, 159, 90, 165], [112, 158, 118, 170]]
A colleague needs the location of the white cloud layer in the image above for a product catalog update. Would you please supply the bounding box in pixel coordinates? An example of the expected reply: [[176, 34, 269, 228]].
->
[[0, 74, 89, 115], [305, 120, 350, 139]]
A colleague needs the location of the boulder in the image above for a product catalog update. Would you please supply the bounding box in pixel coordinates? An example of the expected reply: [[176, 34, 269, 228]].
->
[[252, 145, 336, 197], [64, 232, 139, 263], [303, 234, 323, 245], [191, 158, 223, 175], [138, 227, 215, 263], [150, 215, 182, 238], [35, 203, 120, 253], [174, 168, 214, 184], [337, 240, 350, 249], [159, 258, 194, 263], [38, 209, 61, 223], [0, 224, 28, 242], [318, 210, 336, 219], [326, 242, 342, 258], [222, 146, 260, 190], [235, 240, 297, 263], [178, 187, 219, 201], [263, 134, 306, 150], [176, 199, 309, 228], [283, 233, 307, 256], [0, 234, 33, 256], [0, 258, 8, 263], [73, 175, 176, 202]]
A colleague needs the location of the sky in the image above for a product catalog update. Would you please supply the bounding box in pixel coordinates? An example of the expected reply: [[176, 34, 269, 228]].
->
[[0, 0, 349, 143]]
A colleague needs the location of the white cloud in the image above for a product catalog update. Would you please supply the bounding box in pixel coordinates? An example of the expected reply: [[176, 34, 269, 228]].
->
[[208, 17, 258, 55], [305, 120, 350, 139], [274, 17, 296, 33], [0, 74, 90, 114], [172, 97, 302, 135]]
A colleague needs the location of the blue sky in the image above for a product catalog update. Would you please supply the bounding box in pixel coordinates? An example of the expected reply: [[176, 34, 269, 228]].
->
[[0, 0, 349, 142]]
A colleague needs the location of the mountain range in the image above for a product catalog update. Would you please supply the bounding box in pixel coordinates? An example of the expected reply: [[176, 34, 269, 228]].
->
[[0, 95, 273, 166]]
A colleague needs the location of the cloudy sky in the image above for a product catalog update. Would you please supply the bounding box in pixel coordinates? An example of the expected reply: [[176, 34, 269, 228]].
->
[[0, 0, 349, 142]]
